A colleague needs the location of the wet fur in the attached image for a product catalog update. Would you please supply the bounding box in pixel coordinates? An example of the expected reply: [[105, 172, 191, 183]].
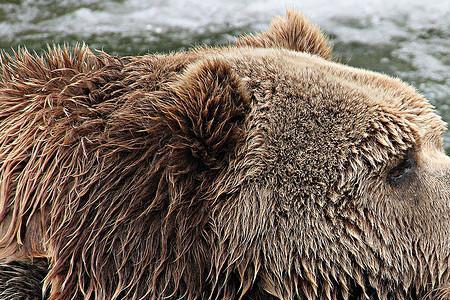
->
[[0, 260, 48, 299], [0, 10, 450, 300]]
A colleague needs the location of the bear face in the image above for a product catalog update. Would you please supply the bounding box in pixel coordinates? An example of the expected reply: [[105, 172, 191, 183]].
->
[[218, 47, 450, 299], [0, 10, 449, 300]]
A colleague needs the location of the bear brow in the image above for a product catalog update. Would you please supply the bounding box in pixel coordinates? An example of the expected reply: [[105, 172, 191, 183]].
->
[[421, 129, 445, 149], [416, 113, 447, 149]]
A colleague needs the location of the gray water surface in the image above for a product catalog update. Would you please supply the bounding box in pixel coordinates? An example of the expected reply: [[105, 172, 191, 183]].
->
[[1, 0, 449, 150]]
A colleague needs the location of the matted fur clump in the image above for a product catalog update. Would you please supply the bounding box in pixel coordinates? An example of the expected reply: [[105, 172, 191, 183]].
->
[[0, 260, 48, 299], [1, 10, 450, 300]]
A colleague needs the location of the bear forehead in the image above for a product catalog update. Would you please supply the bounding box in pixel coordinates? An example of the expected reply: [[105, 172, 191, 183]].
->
[[191, 47, 447, 190], [208, 47, 446, 150]]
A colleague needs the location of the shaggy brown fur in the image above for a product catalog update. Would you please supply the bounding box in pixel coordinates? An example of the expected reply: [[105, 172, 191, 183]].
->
[[1, 10, 450, 300], [0, 260, 48, 299]]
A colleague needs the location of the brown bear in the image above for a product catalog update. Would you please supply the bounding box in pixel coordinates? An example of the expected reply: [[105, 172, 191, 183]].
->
[[1, 10, 450, 300]]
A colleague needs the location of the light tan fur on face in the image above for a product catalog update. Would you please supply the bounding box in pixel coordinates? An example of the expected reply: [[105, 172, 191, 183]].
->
[[0, 10, 449, 300]]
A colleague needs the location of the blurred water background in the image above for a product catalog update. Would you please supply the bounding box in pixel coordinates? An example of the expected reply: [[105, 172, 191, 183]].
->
[[0, 0, 449, 150]]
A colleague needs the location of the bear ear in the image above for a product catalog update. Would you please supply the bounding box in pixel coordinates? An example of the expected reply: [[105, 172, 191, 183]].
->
[[163, 58, 250, 173], [237, 10, 332, 60]]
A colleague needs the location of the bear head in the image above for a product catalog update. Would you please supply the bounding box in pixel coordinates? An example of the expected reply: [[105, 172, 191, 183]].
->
[[0, 10, 449, 300]]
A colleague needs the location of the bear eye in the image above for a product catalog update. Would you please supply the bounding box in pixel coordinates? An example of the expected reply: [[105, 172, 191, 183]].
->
[[387, 151, 415, 185]]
